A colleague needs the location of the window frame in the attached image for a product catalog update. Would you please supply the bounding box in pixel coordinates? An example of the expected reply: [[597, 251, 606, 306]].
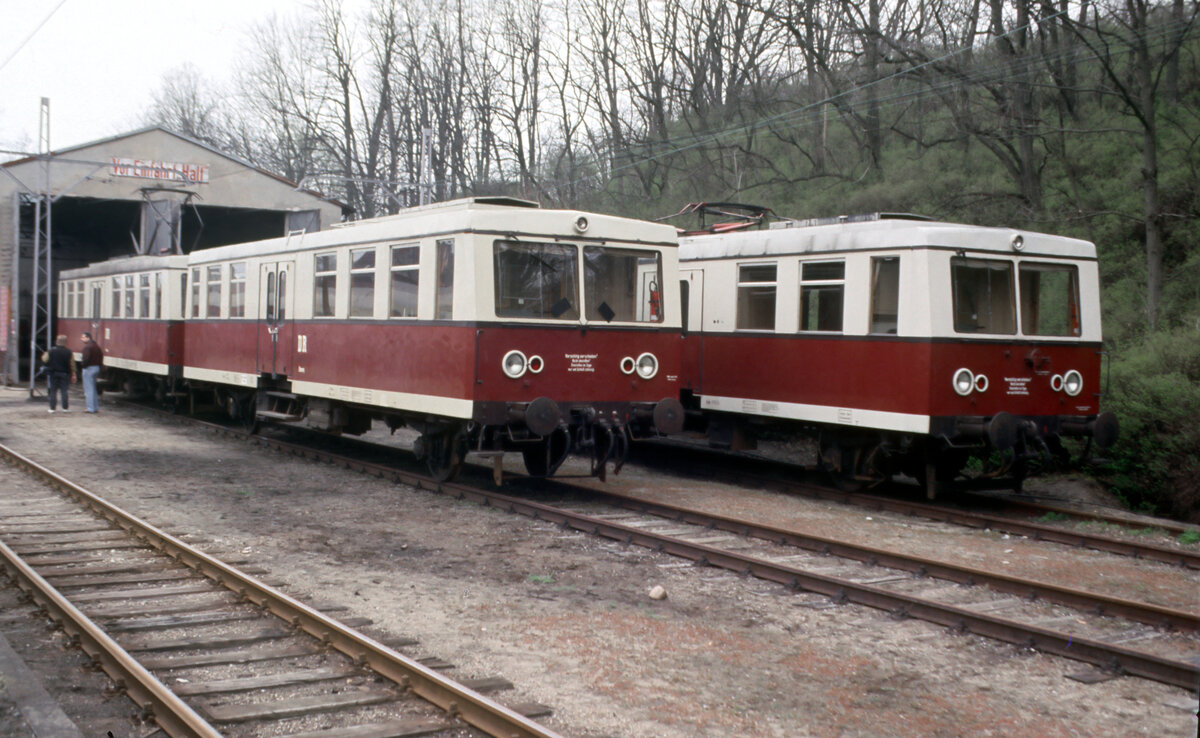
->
[[139, 273, 151, 318], [1018, 261, 1081, 337], [389, 244, 420, 318], [349, 247, 376, 318], [205, 265, 221, 318], [951, 256, 1017, 335], [735, 262, 777, 331], [869, 256, 900, 335], [798, 259, 845, 333], [229, 262, 247, 318], [436, 239, 454, 320], [190, 268, 201, 318], [313, 251, 338, 318]]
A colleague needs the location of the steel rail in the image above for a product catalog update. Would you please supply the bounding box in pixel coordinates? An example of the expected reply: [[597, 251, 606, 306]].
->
[[112, 413, 1200, 687], [444, 486, 1199, 690], [550, 488, 1200, 633], [960, 493, 1200, 537], [0, 539, 221, 738], [638, 445, 1200, 569], [0, 442, 563, 738]]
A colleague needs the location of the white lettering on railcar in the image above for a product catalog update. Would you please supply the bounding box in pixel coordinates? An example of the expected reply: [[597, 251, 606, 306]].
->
[[1004, 377, 1031, 396], [565, 353, 598, 373]]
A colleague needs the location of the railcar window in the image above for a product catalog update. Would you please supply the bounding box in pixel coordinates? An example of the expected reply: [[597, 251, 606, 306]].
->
[[124, 275, 135, 318], [154, 273, 163, 319], [436, 239, 455, 320], [111, 277, 121, 318], [139, 274, 150, 318], [278, 269, 288, 321], [91, 282, 102, 320], [190, 268, 201, 318], [951, 257, 1015, 334], [266, 271, 277, 321], [390, 245, 419, 318], [493, 240, 578, 320], [1020, 262, 1080, 336], [76, 281, 84, 317], [59, 284, 67, 317], [314, 252, 337, 317], [799, 260, 844, 332], [229, 262, 246, 318], [737, 263, 776, 330], [179, 273, 187, 318], [583, 247, 663, 323], [870, 257, 900, 334], [350, 248, 376, 317], [205, 266, 221, 318]]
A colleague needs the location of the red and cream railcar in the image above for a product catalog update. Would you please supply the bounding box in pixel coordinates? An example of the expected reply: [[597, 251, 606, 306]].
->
[[678, 212, 1118, 495], [181, 197, 683, 479], [56, 255, 189, 400]]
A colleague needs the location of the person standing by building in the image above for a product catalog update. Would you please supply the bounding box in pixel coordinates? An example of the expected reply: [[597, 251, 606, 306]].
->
[[41, 335, 75, 413], [80, 332, 103, 413]]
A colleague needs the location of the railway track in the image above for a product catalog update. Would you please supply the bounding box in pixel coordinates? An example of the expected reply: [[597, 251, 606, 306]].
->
[[0, 442, 560, 738], [136, 415, 1198, 691], [631, 440, 1200, 569]]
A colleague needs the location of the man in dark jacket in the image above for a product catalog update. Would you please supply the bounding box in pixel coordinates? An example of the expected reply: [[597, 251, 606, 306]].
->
[[80, 332, 103, 413], [42, 334, 75, 413]]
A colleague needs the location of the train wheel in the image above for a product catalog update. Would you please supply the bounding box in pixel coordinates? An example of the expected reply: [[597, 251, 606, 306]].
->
[[239, 392, 260, 434], [819, 437, 886, 492], [424, 432, 465, 482], [521, 427, 570, 477]]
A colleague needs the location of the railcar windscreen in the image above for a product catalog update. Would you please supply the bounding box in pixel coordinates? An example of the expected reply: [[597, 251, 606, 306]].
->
[[494, 240, 580, 320], [1019, 263, 1081, 336], [951, 257, 1015, 334], [584, 247, 663, 323]]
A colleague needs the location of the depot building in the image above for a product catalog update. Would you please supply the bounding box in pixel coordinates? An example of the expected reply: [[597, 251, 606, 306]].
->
[[1, 126, 348, 383]]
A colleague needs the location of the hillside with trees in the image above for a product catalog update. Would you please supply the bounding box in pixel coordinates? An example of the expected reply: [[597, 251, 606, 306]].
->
[[148, 0, 1199, 519]]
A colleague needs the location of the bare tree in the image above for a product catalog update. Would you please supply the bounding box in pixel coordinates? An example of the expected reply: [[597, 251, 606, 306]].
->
[[146, 64, 229, 148], [1067, 0, 1199, 329]]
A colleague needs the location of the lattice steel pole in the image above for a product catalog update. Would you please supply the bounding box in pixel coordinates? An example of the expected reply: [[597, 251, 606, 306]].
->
[[27, 98, 52, 391]]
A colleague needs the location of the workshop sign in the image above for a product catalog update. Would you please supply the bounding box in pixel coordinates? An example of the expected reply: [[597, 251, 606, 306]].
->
[[110, 157, 209, 184]]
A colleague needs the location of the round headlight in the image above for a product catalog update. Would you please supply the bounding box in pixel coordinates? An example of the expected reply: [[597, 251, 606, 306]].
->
[[502, 350, 527, 378], [974, 374, 989, 393], [953, 368, 975, 396], [635, 352, 658, 379], [1063, 369, 1083, 396]]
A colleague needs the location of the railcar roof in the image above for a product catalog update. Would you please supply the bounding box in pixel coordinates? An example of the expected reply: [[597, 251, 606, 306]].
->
[[678, 218, 1096, 261], [60, 254, 189, 279], [187, 197, 678, 264]]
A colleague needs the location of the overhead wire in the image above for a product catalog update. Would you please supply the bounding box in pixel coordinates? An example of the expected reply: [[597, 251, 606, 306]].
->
[[0, 0, 71, 74]]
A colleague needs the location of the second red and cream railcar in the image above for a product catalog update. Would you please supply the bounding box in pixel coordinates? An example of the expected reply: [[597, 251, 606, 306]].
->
[[677, 210, 1118, 496]]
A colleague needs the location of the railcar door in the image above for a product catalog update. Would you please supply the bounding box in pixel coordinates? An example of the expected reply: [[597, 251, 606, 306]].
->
[[258, 261, 295, 377]]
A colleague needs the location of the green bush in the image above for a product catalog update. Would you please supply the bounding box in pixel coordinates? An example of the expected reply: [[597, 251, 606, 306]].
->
[[1100, 328, 1200, 520]]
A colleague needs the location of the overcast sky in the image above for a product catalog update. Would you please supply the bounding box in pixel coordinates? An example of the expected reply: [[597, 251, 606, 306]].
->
[[0, 0, 310, 155]]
